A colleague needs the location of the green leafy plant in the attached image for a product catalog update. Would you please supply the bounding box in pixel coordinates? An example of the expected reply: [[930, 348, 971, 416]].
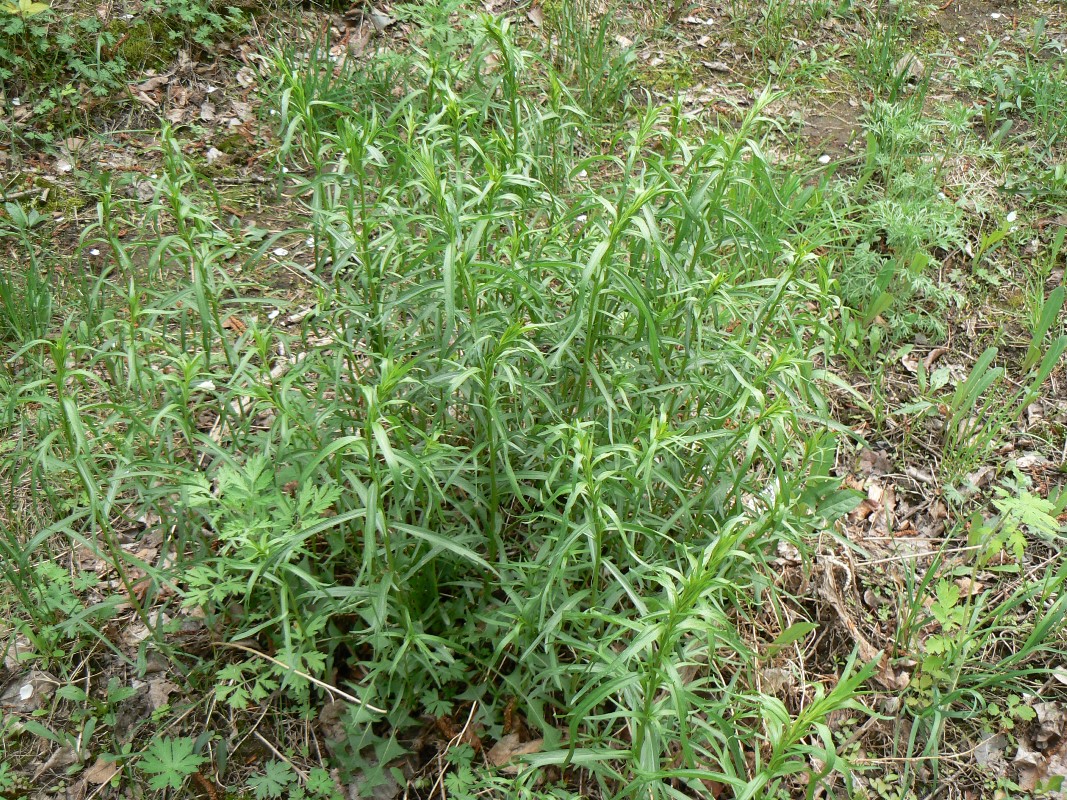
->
[[6, 3, 1067, 799], [247, 760, 295, 800], [0, 202, 53, 345], [137, 736, 205, 791], [968, 486, 1063, 568], [1, 0, 49, 17], [0, 0, 244, 119]]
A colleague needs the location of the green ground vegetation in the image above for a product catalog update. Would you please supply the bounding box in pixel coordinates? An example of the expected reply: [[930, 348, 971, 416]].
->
[[0, 1, 1065, 799]]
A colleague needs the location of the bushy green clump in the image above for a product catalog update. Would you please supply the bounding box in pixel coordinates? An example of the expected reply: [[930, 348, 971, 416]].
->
[[832, 99, 967, 342], [0, 7, 871, 799]]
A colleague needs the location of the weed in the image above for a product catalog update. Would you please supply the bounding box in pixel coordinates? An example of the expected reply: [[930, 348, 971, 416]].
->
[[0, 202, 53, 344], [2, 1, 1066, 798], [828, 99, 967, 346], [0, 0, 245, 129], [545, 0, 637, 117], [0, 9, 872, 797], [137, 736, 206, 791]]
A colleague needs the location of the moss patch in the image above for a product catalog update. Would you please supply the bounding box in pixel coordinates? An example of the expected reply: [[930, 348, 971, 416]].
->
[[108, 17, 180, 71]]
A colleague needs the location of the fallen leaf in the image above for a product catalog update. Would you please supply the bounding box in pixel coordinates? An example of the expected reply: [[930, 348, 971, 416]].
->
[[905, 466, 934, 484], [857, 448, 893, 477], [894, 53, 924, 82], [1034, 702, 1066, 748], [147, 678, 178, 711], [2, 635, 33, 671], [131, 74, 171, 93], [526, 3, 544, 27], [1015, 453, 1050, 470], [236, 66, 256, 87], [230, 100, 253, 122], [1014, 741, 1046, 792], [974, 733, 1008, 767], [760, 667, 793, 695], [923, 347, 949, 370], [84, 756, 119, 785], [0, 670, 58, 712], [487, 733, 543, 769], [221, 315, 246, 333], [348, 27, 373, 57], [367, 6, 395, 32], [33, 745, 79, 780], [964, 466, 995, 490], [849, 498, 877, 521], [133, 91, 159, 108]]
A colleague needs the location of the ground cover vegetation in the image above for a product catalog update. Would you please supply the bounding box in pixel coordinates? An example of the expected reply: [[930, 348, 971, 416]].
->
[[0, 0, 1065, 798]]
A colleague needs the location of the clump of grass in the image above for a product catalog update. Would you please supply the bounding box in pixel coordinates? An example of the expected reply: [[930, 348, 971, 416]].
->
[[0, 202, 52, 345], [544, 0, 638, 117]]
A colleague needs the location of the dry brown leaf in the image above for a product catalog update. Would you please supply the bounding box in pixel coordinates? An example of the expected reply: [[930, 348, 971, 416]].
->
[[487, 733, 543, 769], [348, 27, 374, 57], [923, 347, 949, 370], [367, 6, 395, 32], [526, 4, 544, 27], [1034, 702, 1067, 749], [815, 562, 893, 685], [236, 66, 257, 87], [133, 91, 159, 108], [849, 498, 877, 521], [857, 448, 893, 477], [893, 53, 924, 82], [0, 670, 59, 713], [132, 75, 172, 93], [148, 678, 178, 711], [33, 746, 79, 780], [231, 100, 253, 122], [84, 756, 119, 785], [904, 466, 935, 485]]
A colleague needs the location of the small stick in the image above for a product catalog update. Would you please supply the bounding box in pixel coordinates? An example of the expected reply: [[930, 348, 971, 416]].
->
[[0, 188, 42, 202]]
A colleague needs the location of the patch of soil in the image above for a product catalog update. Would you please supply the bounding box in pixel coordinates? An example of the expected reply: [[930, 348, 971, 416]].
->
[[799, 96, 864, 157], [933, 0, 1049, 40]]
